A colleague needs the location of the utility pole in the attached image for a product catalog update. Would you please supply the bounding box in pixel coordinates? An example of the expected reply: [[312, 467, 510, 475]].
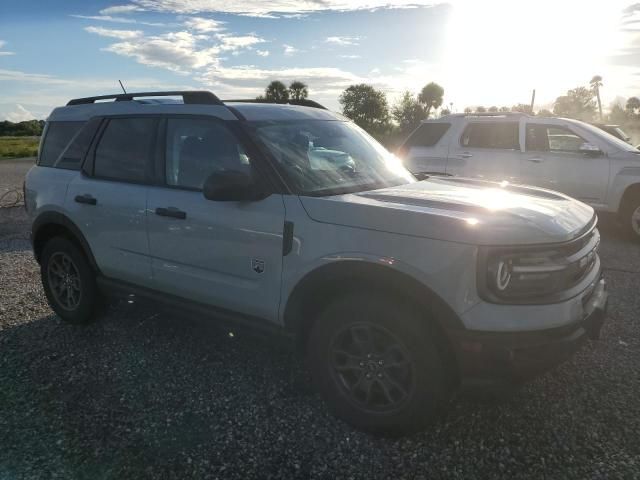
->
[[530, 89, 536, 114]]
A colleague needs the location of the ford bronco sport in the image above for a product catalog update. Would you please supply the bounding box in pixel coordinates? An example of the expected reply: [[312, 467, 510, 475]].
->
[[25, 91, 608, 433]]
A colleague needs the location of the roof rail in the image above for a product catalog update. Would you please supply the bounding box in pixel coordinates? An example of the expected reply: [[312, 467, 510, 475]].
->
[[224, 98, 327, 110], [446, 112, 529, 117], [66, 90, 224, 106]]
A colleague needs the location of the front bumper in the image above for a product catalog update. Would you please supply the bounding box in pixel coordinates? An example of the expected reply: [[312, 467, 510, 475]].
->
[[451, 277, 608, 385]]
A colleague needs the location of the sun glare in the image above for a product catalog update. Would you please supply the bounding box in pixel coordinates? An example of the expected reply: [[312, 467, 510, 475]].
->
[[441, 0, 626, 108]]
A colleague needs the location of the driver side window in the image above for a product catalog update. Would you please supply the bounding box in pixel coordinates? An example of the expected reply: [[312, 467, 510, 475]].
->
[[165, 118, 251, 190]]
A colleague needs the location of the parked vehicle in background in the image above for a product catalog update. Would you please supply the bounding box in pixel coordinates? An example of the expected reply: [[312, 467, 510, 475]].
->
[[590, 123, 633, 145], [401, 112, 640, 240], [26, 92, 608, 433]]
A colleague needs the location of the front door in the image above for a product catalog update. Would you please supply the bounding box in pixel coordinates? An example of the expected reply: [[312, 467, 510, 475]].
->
[[520, 123, 609, 205], [146, 116, 286, 322], [446, 121, 522, 183]]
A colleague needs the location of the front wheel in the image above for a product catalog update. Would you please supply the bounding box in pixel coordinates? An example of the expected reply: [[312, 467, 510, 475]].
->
[[41, 236, 100, 324], [307, 293, 450, 434]]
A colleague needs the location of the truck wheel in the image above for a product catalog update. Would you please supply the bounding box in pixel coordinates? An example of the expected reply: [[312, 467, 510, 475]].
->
[[41, 236, 100, 324], [307, 293, 450, 434], [621, 197, 640, 241]]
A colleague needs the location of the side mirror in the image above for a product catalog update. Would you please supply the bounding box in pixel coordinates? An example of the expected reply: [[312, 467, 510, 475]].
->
[[579, 143, 603, 157], [202, 171, 265, 202]]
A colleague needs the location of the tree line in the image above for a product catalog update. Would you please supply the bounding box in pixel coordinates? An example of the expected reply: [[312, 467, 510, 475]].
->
[[0, 120, 44, 137], [3, 76, 639, 144]]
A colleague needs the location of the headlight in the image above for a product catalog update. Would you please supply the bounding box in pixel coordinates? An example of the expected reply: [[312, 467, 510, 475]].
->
[[485, 249, 569, 299], [478, 230, 600, 304]]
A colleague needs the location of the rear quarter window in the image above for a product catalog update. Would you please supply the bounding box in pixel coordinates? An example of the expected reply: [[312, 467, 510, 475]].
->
[[54, 118, 102, 170], [404, 123, 451, 148], [39, 121, 84, 167]]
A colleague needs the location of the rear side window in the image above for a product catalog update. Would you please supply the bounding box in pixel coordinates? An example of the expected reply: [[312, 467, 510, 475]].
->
[[461, 122, 519, 150], [54, 118, 102, 170], [404, 123, 450, 148], [39, 121, 84, 166], [94, 117, 157, 182]]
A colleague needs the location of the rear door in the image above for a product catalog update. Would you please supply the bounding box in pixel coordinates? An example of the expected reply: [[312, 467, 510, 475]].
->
[[521, 122, 609, 204], [402, 122, 451, 175], [146, 116, 286, 322], [446, 121, 522, 183], [65, 116, 156, 284]]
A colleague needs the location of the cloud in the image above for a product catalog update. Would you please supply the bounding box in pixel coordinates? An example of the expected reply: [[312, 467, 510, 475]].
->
[[339, 54, 361, 59], [100, 5, 143, 15], [6, 104, 35, 122], [256, 49, 270, 57], [237, 12, 280, 19], [85, 26, 143, 39], [71, 14, 165, 27], [130, 0, 435, 15], [183, 16, 225, 32], [0, 68, 72, 85], [104, 31, 220, 73], [326, 36, 360, 46], [283, 44, 298, 56], [217, 33, 265, 51], [0, 40, 15, 56]]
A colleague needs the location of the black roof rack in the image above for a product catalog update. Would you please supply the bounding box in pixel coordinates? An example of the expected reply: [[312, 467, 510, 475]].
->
[[67, 90, 224, 106], [224, 98, 327, 110]]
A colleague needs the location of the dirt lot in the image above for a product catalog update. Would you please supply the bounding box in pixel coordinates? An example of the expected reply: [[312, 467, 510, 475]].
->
[[1, 159, 639, 479]]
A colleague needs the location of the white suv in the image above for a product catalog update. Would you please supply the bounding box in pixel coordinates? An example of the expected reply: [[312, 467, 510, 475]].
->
[[401, 112, 640, 239], [25, 92, 607, 433]]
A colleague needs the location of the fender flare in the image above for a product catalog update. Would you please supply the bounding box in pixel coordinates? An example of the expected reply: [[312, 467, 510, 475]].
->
[[283, 260, 465, 337], [31, 211, 100, 272]]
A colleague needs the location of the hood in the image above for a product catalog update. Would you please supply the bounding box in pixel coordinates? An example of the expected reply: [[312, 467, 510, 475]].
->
[[299, 177, 595, 246], [609, 148, 640, 160]]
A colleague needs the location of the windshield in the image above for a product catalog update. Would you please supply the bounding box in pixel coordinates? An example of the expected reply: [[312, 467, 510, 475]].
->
[[580, 122, 640, 153], [248, 120, 415, 195]]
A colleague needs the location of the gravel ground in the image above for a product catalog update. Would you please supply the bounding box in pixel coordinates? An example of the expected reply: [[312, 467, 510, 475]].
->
[[1, 160, 639, 479]]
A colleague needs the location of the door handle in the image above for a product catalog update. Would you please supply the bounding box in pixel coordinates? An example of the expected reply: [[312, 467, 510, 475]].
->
[[526, 157, 545, 163], [457, 152, 473, 158], [74, 194, 97, 205], [155, 207, 187, 219]]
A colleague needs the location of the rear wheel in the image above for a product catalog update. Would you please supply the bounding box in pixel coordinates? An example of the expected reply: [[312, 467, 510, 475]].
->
[[41, 236, 100, 324], [307, 293, 450, 434], [621, 196, 640, 241]]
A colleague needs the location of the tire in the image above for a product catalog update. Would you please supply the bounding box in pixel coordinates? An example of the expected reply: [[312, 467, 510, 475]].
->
[[621, 196, 640, 241], [307, 292, 450, 434], [41, 236, 100, 324]]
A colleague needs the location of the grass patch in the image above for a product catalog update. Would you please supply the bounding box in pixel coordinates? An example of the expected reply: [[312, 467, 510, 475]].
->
[[0, 136, 39, 159]]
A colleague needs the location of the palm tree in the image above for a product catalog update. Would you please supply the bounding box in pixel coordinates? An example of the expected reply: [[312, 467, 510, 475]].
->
[[418, 82, 444, 118], [289, 81, 309, 101], [590, 75, 603, 121], [264, 81, 289, 103]]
